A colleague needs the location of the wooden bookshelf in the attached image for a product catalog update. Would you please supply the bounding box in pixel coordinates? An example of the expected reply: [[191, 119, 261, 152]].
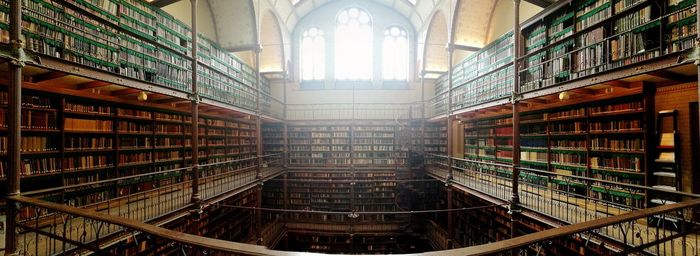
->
[[0, 0, 267, 112], [461, 92, 651, 208], [276, 167, 403, 224], [262, 123, 284, 155], [425, 122, 448, 154], [436, 0, 696, 116], [0, 87, 259, 206]]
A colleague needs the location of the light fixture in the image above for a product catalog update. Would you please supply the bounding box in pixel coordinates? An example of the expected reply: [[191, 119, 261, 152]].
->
[[559, 91, 570, 101], [137, 91, 148, 101]]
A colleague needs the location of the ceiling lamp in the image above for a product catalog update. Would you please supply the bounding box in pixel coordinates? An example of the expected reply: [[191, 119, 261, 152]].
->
[[559, 91, 570, 101], [137, 91, 148, 101]]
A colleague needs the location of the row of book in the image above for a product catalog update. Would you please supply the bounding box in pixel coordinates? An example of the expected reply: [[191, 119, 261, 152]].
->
[[0, 92, 52, 108], [65, 102, 112, 114], [591, 155, 642, 172], [0, 136, 56, 152], [0, 109, 57, 130]]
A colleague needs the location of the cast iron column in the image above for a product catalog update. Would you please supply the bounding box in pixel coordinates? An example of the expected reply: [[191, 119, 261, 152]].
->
[[445, 43, 455, 247], [5, 0, 23, 254], [510, 0, 523, 238]]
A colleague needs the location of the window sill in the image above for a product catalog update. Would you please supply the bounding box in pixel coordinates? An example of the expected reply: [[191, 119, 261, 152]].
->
[[300, 81, 325, 90], [382, 80, 409, 89], [335, 80, 373, 89]]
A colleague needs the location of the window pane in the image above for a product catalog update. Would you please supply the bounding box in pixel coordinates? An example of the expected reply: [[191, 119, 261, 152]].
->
[[301, 27, 325, 81], [382, 26, 408, 81], [335, 8, 372, 80]]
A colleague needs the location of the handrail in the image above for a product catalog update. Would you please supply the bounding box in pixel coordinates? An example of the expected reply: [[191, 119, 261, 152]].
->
[[11, 194, 700, 256], [9, 196, 278, 256], [23, 156, 259, 196], [420, 198, 700, 256], [444, 154, 700, 199]]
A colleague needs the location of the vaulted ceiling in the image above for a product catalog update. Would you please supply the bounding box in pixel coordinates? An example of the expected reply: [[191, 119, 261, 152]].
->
[[265, 0, 439, 33], [163, 0, 545, 74]]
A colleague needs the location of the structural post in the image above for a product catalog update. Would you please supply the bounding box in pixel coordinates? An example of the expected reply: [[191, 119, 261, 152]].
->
[[510, 0, 523, 238], [446, 45, 454, 180], [445, 43, 455, 246], [446, 186, 454, 248], [420, 70, 426, 153], [189, 0, 201, 210], [696, 0, 700, 182], [254, 46, 264, 245], [282, 70, 289, 167], [5, 0, 23, 254]]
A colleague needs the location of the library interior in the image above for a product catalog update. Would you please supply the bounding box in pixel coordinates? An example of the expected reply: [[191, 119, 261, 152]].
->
[[2, 0, 700, 254]]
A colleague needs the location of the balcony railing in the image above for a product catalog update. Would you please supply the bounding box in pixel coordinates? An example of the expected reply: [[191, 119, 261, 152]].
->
[[260, 92, 285, 120], [8, 191, 700, 255], [20, 156, 279, 225], [425, 154, 700, 254], [286, 103, 422, 121]]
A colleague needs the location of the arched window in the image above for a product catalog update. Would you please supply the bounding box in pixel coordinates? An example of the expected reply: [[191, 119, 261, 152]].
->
[[382, 26, 408, 81], [335, 7, 372, 80], [300, 27, 325, 81]]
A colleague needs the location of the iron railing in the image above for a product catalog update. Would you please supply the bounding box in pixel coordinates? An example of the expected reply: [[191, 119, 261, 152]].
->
[[425, 154, 700, 254], [19, 156, 283, 226], [285, 103, 422, 121], [8, 191, 700, 255], [260, 92, 285, 120]]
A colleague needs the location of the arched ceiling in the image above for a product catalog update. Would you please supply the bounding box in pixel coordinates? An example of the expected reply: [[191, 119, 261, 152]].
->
[[165, 0, 544, 70], [423, 11, 448, 72], [260, 11, 285, 73], [265, 0, 439, 34], [452, 0, 498, 48]]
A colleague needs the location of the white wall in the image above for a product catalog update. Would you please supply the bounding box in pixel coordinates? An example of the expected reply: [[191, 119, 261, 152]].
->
[[162, 1, 218, 41], [486, 0, 542, 43]]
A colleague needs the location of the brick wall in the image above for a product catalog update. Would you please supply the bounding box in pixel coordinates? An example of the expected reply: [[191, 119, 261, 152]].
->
[[655, 82, 697, 193]]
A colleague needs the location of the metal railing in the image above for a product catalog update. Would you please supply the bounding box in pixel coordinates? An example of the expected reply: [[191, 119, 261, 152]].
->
[[425, 198, 700, 255], [425, 154, 700, 254], [9, 191, 700, 255], [260, 92, 285, 120], [425, 92, 448, 118], [21, 157, 264, 224], [260, 153, 285, 180], [285, 103, 421, 121]]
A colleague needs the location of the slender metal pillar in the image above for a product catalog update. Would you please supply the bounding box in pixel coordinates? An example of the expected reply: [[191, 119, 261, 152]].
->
[[190, 0, 201, 209], [282, 71, 289, 167], [696, 0, 700, 181], [254, 46, 264, 245], [445, 43, 455, 247], [446, 45, 454, 179], [5, 0, 23, 254], [420, 70, 426, 153], [282, 70, 289, 222], [510, 0, 523, 238], [446, 186, 454, 248]]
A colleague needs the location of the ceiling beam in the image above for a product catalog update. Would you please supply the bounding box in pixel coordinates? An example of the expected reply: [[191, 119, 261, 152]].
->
[[648, 70, 696, 82], [571, 88, 596, 95], [155, 98, 189, 104], [76, 81, 111, 90], [524, 0, 556, 8], [111, 88, 141, 96], [453, 44, 481, 52], [524, 98, 548, 104], [602, 81, 630, 88], [34, 71, 68, 83], [149, 0, 181, 8]]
